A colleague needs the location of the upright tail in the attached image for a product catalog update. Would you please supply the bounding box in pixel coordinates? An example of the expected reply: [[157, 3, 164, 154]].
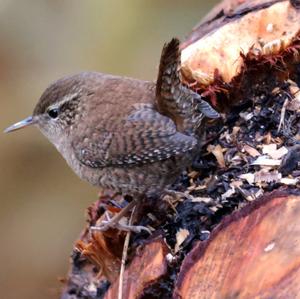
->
[[156, 38, 219, 133], [156, 38, 182, 101]]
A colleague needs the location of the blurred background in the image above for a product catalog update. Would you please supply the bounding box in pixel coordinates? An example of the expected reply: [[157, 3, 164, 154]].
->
[[0, 1, 218, 298]]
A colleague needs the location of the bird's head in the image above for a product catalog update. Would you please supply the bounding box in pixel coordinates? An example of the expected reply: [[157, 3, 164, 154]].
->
[[4, 72, 99, 146]]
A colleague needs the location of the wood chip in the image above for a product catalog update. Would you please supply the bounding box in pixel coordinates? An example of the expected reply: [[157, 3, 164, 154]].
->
[[239, 111, 254, 121], [207, 144, 226, 168], [270, 147, 288, 160], [286, 85, 300, 112], [262, 143, 277, 154], [252, 156, 281, 166], [262, 144, 288, 160], [175, 229, 190, 253], [254, 170, 282, 184], [188, 171, 199, 179], [243, 144, 260, 157], [280, 177, 298, 185], [230, 180, 243, 188], [221, 188, 236, 200], [187, 184, 206, 191], [191, 197, 213, 203], [239, 173, 255, 184], [262, 132, 272, 144]]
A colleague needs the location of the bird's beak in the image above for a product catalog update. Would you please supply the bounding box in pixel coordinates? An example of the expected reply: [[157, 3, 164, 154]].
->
[[4, 116, 36, 133]]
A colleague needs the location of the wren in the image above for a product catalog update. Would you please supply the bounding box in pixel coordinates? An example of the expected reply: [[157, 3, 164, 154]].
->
[[4, 38, 219, 232]]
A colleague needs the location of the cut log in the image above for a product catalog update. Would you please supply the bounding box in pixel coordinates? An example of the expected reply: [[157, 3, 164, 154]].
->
[[104, 238, 169, 299], [175, 191, 300, 299]]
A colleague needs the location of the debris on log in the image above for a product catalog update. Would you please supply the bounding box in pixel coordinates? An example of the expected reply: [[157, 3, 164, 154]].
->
[[61, 0, 300, 298]]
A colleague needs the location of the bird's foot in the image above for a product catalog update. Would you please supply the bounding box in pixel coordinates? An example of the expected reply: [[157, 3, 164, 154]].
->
[[164, 189, 194, 201], [162, 190, 194, 214], [90, 199, 151, 234], [90, 219, 151, 234]]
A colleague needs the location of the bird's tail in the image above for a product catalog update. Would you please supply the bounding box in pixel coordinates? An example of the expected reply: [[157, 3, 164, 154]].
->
[[156, 38, 181, 101], [156, 38, 219, 133]]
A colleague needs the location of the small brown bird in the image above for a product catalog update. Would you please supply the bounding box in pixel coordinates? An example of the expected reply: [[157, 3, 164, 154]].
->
[[5, 38, 218, 232]]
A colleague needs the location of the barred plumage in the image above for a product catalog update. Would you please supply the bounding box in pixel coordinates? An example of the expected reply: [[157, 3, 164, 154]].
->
[[156, 38, 219, 134]]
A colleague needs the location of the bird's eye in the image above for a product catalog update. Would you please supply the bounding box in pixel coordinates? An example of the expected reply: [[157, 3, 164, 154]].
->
[[47, 108, 59, 119]]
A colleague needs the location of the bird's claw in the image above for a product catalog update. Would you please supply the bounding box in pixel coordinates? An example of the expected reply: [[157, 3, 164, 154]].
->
[[90, 221, 151, 234], [164, 189, 194, 201]]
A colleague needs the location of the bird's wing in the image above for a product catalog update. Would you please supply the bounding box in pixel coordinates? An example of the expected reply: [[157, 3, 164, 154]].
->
[[72, 104, 197, 168]]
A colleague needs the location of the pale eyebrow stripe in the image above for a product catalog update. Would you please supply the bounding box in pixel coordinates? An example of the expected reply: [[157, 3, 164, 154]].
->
[[48, 92, 80, 110]]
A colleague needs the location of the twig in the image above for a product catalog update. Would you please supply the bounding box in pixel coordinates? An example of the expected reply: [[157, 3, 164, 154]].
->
[[118, 206, 136, 299], [277, 98, 289, 133]]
